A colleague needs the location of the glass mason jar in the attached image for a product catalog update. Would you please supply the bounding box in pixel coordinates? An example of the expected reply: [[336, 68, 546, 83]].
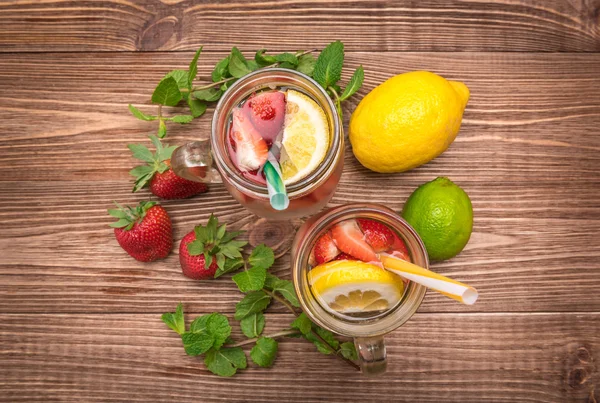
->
[[291, 203, 429, 375], [171, 68, 344, 220]]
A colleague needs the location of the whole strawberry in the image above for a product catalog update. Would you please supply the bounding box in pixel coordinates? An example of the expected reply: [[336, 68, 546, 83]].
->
[[109, 201, 173, 262], [179, 214, 246, 280], [129, 135, 207, 199]]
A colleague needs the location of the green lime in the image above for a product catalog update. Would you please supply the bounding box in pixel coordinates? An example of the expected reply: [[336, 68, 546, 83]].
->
[[401, 177, 473, 261]]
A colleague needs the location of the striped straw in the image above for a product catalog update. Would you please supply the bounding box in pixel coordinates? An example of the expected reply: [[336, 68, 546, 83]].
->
[[379, 253, 478, 305], [263, 152, 289, 211]]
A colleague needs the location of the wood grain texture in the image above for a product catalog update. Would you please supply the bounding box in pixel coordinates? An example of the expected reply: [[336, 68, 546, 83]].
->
[[1, 313, 598, 402], [0, 0, 599, 52], [0, 51, 599, 316]]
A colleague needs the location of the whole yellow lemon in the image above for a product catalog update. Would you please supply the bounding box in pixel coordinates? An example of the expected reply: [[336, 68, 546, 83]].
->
[[349, 71, 469, 173]]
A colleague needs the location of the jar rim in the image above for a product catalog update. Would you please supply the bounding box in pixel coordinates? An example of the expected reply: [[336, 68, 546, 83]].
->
[[210, 68, 342, 198]]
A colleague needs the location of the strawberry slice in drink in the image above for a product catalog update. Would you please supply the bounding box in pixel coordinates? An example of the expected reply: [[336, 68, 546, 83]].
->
[[230, 108, 268, 172], [312, 232, 340, 264], [242, 91, 286, 143], [357, 218, 395, 253], [389, 234, 411, 262], [330, 219, 377, 263]]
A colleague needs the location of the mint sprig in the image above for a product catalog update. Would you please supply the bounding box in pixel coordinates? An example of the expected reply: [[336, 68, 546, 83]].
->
[[128, 41, 363, 139], [162, 230, 360, 377]]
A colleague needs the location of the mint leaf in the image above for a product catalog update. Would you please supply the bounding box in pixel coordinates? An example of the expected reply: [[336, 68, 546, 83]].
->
[[152, 76, 183, 106], [219, 241, 246, 259], [297, 53, 316, 76], [313, 41, 344, 89], [204, 347, 247, 377], [182, 331, 214, 356], [169, 115, 194, 124], [340, 342, 358, 360], [207, 313, 231, 349], [212, 56, 230, 82], [248, 244, 275, 270], [305, 326, 339, 355], [228, 47, 251, 78], [165, 70, 190, 90], [232, 266, 267, 293], [275, 52, 298, 66], [188, 47, 202, 87], [250, 337, 278, 368], [187, 98, 207, 118], [290, 313, 311, 336], [190, 314, 211, 333], [255, 49, 277, 67], [193, 88, 222, 102], [189, 313, 231, 350], [127, 144, 153, 163], [214, 257, 244, 278], [158, 119, 167, 138], [246, 60, 259, 71], [161, 303, 185, 335], [240, 313, 265, 338], [128, 104, 157, 121], [264, 276, 300, 308], [235, 290, 271, 320], [340, 66, 364, 101]]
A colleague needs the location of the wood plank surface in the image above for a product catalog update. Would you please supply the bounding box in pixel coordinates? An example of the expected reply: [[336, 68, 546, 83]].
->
[[1, 2, 600, 401], [0, 52, 599, 316], [0, 0, 599, 52], [1, 312, 598, 402]]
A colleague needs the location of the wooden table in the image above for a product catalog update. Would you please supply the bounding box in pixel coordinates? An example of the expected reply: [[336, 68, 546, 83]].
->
[[1, 1, 599, 402]]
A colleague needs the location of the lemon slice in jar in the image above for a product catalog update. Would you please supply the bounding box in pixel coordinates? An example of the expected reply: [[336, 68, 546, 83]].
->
[[280, 90, 330, 185], [308, 260, 404, 315]]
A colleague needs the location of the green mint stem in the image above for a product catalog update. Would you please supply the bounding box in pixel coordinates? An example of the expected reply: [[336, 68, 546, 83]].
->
[[226, 329, 300, 348], [262, 288, 360, 371], [263, 288, 299, 314], [328, 85, 343, 119]]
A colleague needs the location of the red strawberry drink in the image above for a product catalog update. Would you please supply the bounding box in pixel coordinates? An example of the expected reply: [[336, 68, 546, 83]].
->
[[291, 204, 429, 375], [172, 69, 344, 220], [307, 217, 412, 320]]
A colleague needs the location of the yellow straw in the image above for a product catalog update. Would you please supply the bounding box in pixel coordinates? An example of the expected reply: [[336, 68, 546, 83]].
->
[[379, 253, 478, 305]]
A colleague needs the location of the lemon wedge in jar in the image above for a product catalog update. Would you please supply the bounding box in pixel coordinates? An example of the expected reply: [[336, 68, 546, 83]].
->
[[280, 90, 330, 185], [308, 260, 404, 315]]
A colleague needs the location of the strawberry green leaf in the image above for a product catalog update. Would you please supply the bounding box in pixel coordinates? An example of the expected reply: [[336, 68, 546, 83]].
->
[[235, 290, 271, 320], [214, 257, 244, 278], [212, 56, 230, 82], [107, 209, 127, 219], [340, 342, 358, 360], [182, 331, 214, 356], [127, 144, 153, 163], [250, 337, 278, 368], [240, 313, 265, 338], [290, 313, 312, 336], [296, 53, 316, 76], [248, 244, 275, 270], [188, 47, 203, 87], [340, 66, 364, 101], [187, 98, 207, 118], [313, 40, 344, 89], [161, 303, 185, 335], [232, 266, 267, 293], [129, 165, 154, 178], [128, 104, 158, 121], [204, 347, 247, 377], [109, 218, 130, 228], [152, 76, 183, 106]]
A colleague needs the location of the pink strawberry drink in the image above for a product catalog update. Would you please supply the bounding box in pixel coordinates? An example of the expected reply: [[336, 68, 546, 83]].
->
[[307, 217, 412, 320]]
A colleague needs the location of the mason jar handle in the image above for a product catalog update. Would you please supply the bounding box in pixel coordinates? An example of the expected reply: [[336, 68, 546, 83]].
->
[[170, 141, 222, 184], [354, 336, 387, 375]]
